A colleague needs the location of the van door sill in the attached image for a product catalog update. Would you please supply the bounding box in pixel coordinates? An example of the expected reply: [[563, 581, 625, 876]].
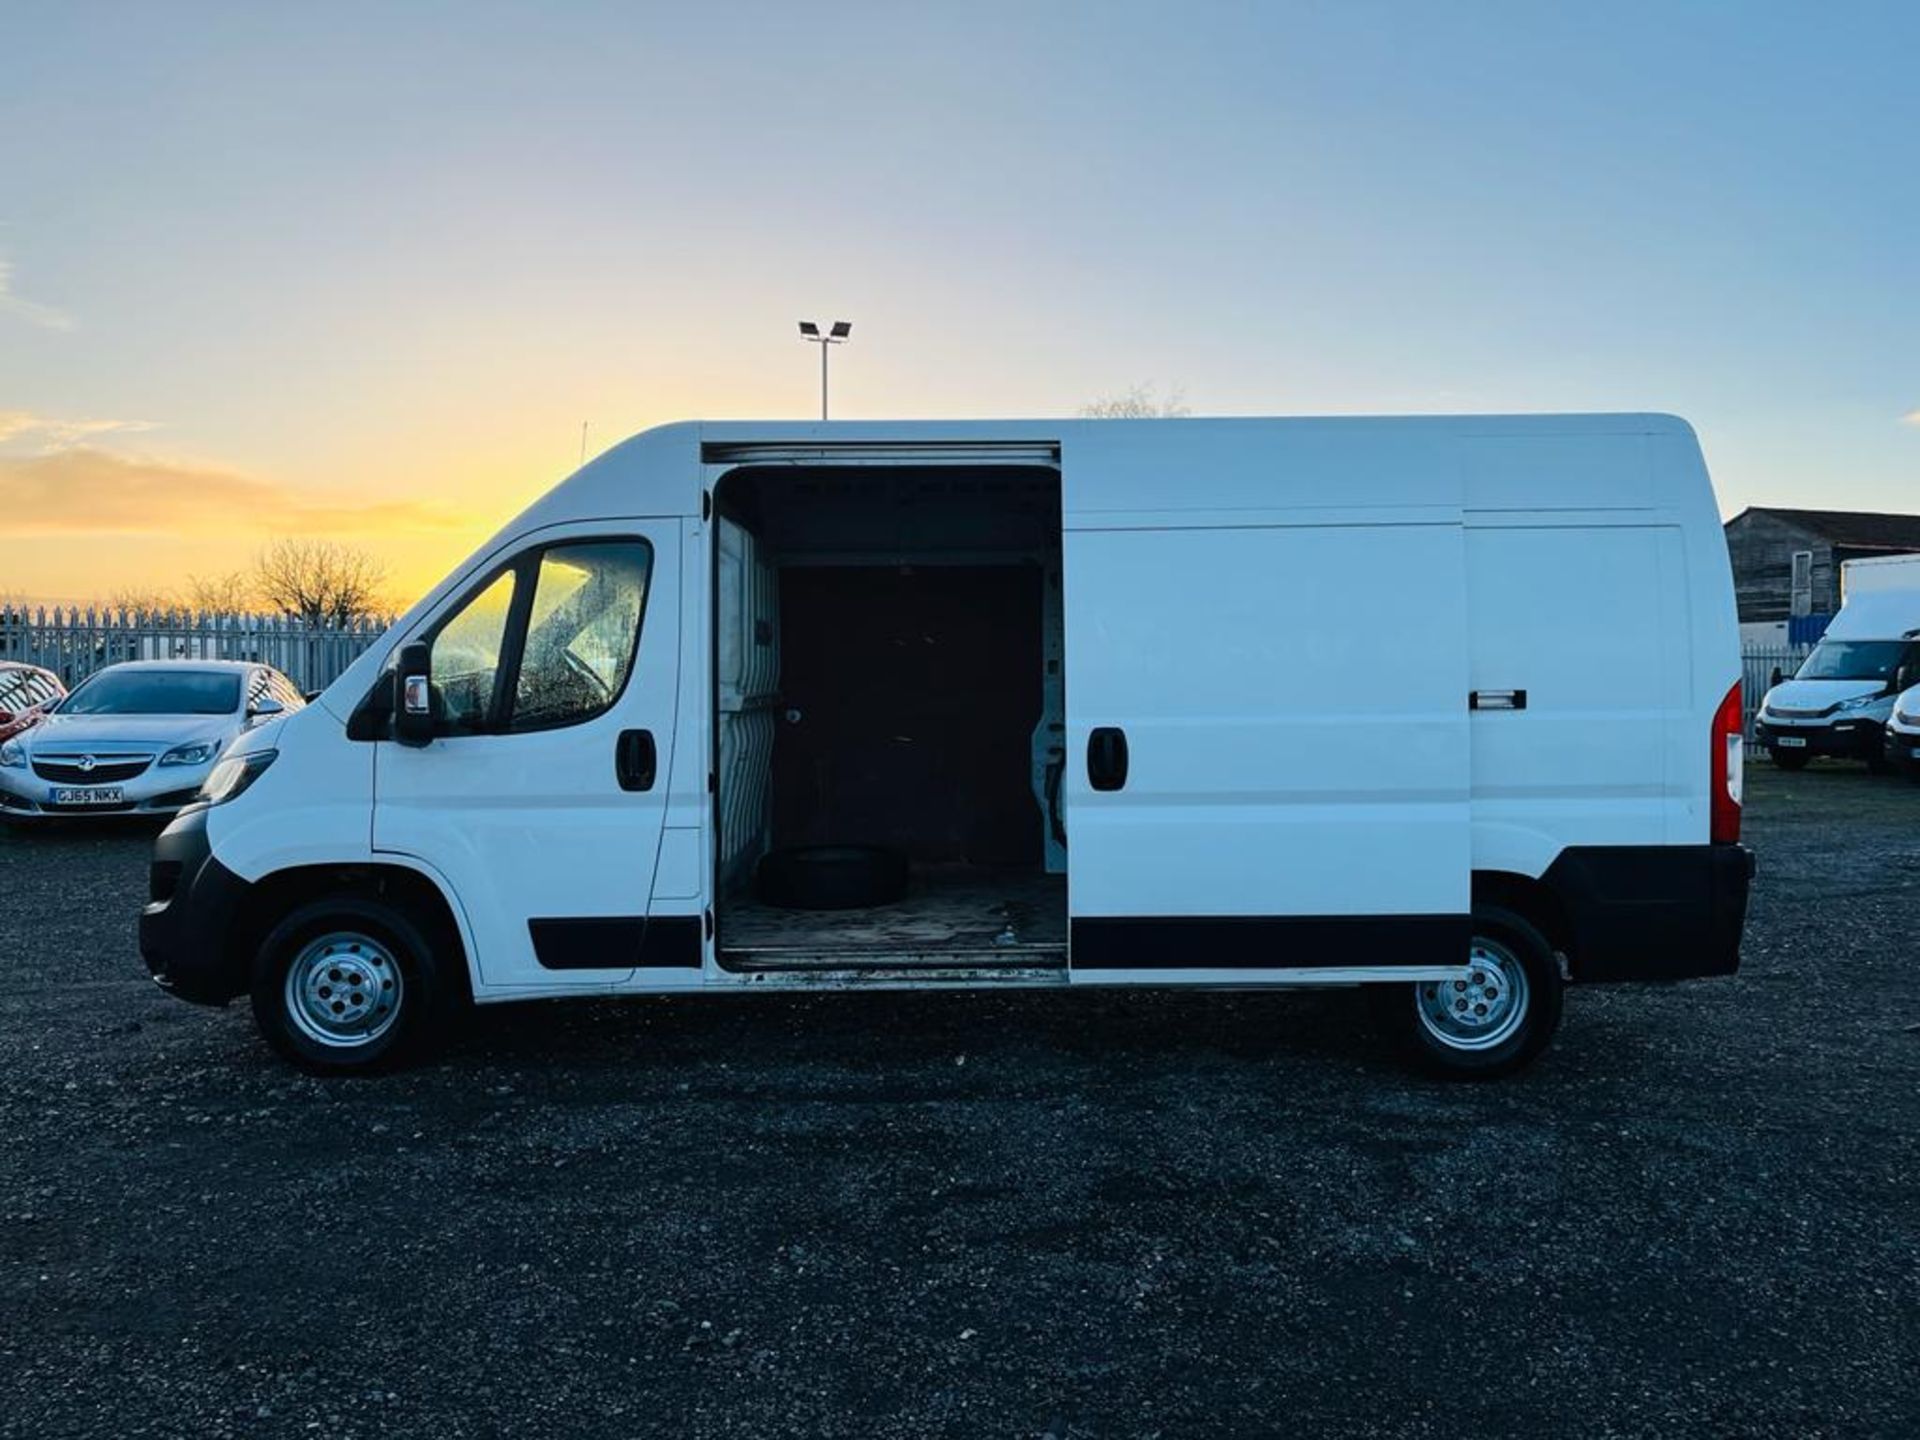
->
[[721, 946, 1066, 976]]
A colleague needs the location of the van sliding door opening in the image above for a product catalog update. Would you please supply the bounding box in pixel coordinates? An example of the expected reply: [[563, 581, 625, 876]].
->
[[712, 465, 1066, 971]]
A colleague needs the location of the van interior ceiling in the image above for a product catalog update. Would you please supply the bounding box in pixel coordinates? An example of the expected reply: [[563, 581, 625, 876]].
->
[[713, 465, 1066, 970]]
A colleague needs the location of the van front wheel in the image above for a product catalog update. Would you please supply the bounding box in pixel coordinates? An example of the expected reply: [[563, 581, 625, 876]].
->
[[250, 896, 453, 1074], [1369, 905, 1564, 1079]]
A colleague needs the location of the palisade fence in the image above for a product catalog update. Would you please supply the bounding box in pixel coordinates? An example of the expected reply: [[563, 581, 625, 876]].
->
[[0, 607, 392, 695]]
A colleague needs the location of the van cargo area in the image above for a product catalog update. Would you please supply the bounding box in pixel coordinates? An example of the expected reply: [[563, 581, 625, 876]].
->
[[713, 466, 1067, 970]]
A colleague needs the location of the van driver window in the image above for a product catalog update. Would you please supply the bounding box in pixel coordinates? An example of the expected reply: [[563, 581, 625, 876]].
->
[[510, 541, 652, 730], [432, 569, 518, 732]]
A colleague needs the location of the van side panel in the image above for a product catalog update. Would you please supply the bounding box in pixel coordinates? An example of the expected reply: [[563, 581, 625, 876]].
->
[[1464, 521, 1691, 870], [1464, 427, 1750, 981]]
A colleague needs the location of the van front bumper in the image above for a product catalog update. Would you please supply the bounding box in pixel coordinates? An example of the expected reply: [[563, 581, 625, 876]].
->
[[1753, 717, 1884, 760], [139, 804, 253, 1006], [1543, 843, 1755, 983]]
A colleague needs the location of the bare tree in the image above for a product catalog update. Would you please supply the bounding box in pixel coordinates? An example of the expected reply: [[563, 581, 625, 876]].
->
[[185, 569, 258, 614], [1078, 383, 1191, 419], [106, 584, 181, 614], [252, 539, 389, 625]]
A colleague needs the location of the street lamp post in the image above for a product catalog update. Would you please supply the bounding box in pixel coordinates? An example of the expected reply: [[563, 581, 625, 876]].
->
[[797, 320, 852, 419]]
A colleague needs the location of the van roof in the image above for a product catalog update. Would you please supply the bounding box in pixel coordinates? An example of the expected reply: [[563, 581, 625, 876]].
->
[[520, 412, 1701, 536]]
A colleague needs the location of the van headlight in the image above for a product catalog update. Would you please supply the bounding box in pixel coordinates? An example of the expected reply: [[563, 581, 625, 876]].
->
[[1832, 694, 1882, 714], [159, 739, 223, 767], [0, 739, 23, 768], [198, 749, 276, 805]]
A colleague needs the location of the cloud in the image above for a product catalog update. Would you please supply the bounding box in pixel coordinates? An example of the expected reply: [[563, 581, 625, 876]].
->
[[0, 255, 72, 331], [0, 445, 466, 539], [0, 409, 156, 450], [1902, 410, 1920, 427]]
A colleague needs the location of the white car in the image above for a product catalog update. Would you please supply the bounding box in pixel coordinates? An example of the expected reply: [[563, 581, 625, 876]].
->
[[0, 660, 304, 819], [1887, 684, 1920, 780]]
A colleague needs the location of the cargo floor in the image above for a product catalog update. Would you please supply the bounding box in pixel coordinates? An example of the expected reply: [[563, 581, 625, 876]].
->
[[721, 865, 1067, 969]]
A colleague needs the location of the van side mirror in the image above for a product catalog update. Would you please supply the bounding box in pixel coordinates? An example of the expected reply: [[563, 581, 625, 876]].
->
[[1769, 666, 1783, 688], [393, 640, 436, 747], [248, 696, 286, 720]]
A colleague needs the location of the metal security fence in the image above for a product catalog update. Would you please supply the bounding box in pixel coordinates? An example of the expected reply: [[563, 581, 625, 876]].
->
[[0, 608, 391, 694], [1741, 643, 1811, 737]]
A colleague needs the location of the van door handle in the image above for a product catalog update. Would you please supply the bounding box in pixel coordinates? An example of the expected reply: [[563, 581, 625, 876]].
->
[[1087, 726, 1129, 792], [1469, 689, 1527, 711], [615, 729, 657, 791]]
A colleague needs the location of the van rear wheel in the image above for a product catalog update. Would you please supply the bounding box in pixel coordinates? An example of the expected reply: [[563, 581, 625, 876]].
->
[[1369, 904, 1563, 1079], [250, 895, 454, 1074]]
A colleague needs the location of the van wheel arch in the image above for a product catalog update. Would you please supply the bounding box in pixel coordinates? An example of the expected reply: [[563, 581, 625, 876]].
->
[[228, 864, 472, 1006], [1471, 870, 1573, 978]]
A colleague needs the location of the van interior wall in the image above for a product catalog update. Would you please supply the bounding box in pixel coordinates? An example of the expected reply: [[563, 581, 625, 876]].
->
[[774, 565, 1041, 865], [715, 516, 780, 894], [714, 466, 1062, 905]]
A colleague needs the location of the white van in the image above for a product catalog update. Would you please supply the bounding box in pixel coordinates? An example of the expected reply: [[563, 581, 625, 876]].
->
[[140, 415, 1752, 1078], [1883, 684, 1920, 778], [1753, 590, 1920, 771]]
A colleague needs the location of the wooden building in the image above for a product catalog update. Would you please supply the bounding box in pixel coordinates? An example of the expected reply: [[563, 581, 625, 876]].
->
[[1723, 507, 1920, 637]]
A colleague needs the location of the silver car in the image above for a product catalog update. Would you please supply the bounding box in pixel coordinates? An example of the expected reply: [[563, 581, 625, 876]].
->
[[0, 661, 304, 819]]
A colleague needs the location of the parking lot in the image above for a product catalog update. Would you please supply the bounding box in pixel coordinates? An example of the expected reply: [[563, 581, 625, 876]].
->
[[0, 764, 1914, 1439]]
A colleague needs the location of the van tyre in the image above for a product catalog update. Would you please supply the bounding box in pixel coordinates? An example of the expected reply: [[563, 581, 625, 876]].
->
[[250, 895, 456, 1074], [1369, 904, 1564, 1080], [1769, 748, 1809, 771]]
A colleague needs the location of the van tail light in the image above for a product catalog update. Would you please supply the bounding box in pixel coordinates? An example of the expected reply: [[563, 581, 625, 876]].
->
[[1711, 679, 1743, 844]]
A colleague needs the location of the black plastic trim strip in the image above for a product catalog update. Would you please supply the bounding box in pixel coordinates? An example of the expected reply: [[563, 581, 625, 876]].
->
[[1069, 914, 1470, 970], [530, 915, 703, 970]]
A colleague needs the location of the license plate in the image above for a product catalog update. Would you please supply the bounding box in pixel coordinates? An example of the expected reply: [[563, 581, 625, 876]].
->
[[1776, 736, 1807, 749], [51, 786, 124, 805]]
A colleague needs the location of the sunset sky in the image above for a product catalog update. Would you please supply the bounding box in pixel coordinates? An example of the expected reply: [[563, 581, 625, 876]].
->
[[4, 2, 1917, 609]]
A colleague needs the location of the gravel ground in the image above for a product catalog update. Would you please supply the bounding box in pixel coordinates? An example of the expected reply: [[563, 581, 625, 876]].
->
[[2, 764, 1917, 1439]]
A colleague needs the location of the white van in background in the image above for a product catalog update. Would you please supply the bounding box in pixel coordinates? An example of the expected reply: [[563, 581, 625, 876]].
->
[[1839, 551, 1920, 598], [140, 415, 1752, 1079], [1753, 590, 1920, 771]]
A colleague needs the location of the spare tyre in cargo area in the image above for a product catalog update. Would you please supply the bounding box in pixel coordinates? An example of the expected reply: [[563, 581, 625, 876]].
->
[[756, 845, 909, 911]]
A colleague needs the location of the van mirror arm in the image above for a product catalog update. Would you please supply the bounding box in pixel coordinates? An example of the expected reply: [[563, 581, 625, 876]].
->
[[346, 668, 396, 742]]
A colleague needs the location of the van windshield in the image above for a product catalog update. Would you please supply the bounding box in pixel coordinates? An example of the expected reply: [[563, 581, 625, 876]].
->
[[61, 670, 243, 716], [1794, 640, 1908, 683]]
